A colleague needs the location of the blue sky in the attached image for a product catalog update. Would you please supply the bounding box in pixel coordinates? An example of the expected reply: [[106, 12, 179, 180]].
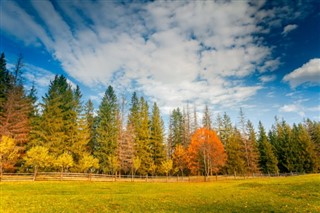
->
[[1, 0, 319, 129]]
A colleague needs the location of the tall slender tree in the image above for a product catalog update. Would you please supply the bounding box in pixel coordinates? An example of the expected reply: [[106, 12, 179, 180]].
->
[[202, 105, 212, 130], [225, 128, 246, 177], [135, 97, 152, 175], [95, 86, 120, 173], [150, 102, 166, 168], [258, 122, 279, 174]]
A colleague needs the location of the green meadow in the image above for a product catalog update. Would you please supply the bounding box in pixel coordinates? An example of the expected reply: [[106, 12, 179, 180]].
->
[[1, 174, 319, 212]]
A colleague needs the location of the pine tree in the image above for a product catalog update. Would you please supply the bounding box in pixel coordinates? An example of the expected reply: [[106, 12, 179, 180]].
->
[[150, 102, 166, 168], [258, 122, 279, 174], [192, 104, 198, 132], [237, 109, 260, 175], [84, 99, 95, 154], [245, 120, 260, 175], [219, 112, 233, 147], [170, 108, 184, 148], [95, 86, 120, 173], [202, 105, 212, 130], [135, 97, 152, 175], [0, 52, 11, 112], [292, 124, 317, 173], [270, 120, 296, 173], [225, 128, 246, 177], [304, 119, 320, 172], [31, 75, 71, 155], [126, 92, 140, 174]]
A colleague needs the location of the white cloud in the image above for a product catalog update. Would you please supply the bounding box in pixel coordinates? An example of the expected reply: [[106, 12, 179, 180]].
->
[[259, 75, 276, 83], [1, 0, 309, 114], [283, 58, 320, 88], [282, 24, 298, 36], [279, 104, 305, 117]]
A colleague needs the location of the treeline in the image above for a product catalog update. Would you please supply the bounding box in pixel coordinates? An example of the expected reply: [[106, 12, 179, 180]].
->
[[0, 53, 319, 178]]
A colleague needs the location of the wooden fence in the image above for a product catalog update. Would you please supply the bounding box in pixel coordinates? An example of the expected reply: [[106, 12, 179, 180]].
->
[[0, 172, 301, 182]]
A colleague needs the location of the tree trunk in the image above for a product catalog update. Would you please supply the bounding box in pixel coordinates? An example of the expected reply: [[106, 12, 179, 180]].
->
[[33, 166, 38, 181], [0, 161, 3, 182], [60, 168, 63, 181]]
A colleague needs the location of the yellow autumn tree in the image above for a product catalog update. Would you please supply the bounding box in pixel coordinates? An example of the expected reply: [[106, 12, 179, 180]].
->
[[0, 136, 19, 180]]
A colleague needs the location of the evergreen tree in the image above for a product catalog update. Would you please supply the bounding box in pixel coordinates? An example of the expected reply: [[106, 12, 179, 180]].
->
[[225, 128, 246, 177], [304, 119, 320, 172], [135, 97, 152, 175], [202, 105, 212, 130], [270, 120, 296, 173], [84, 99, 95, 154], [0, 53, 11, 112], [95, 86, 119, 173], [245, 120, 260, 175], [30, 75, 89, 170], [258, 122, 279, 174], [32, 75, 72, 153], [192, 104, 199, 132], [125, 92, 140, 174], [170, 108, 184, 148], [292, 124, 317, 173], [150, 102, 166, 168], [219, 112, 233, 147]]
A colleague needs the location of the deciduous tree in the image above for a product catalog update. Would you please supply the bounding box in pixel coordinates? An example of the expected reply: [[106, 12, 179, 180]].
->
[[24, 146, 53, 180], [0, 136, 18, 180], [188, 128, 226, 177]]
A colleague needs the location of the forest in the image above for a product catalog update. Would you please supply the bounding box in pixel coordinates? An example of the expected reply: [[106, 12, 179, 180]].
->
[[0, 52, 319, 178]]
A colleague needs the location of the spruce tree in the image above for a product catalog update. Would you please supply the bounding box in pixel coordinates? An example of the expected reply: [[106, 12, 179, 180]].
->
[[270, 120, 296, 173], [258, 122, 279, 174], [225, 128, 246, 177], [135, 97, 152, 175], [245, 120, 260, 175], [202, 105, 212, 130], [0, 53, 10, 112], [150, 102, 166, 168], [95, 86, 119, 173], [219, 112, 233, 147], [292, 124, 317, 173], [304, 119, 320, 172], [84, 99, 95, 154]]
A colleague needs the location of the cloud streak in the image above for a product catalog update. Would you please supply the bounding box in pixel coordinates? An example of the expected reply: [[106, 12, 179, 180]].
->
[[282, 24, 298, 36]]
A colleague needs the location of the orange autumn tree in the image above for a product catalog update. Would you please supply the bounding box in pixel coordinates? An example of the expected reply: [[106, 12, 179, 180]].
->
[[188, 128, 226, 177]]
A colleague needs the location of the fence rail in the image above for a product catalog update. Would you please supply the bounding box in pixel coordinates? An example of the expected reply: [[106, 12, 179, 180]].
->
[[0, 172, 302, 182]]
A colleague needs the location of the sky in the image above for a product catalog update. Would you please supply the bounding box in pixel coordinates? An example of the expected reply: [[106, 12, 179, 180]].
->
[[1, 0, 320, 130]]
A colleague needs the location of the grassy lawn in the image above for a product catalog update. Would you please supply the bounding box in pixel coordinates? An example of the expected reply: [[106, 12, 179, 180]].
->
[[1, 174, 319, 212]]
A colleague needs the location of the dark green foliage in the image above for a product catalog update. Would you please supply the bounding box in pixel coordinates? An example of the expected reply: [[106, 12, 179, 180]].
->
[[95, 86, 120, 173], [217, 112, 233, 147], [291, 124, 318, 173], [84, 99, 95, 154], [167, 108, 185, 157], [258, 122, 279, 174], [0, 53, 12, 113], [150, 102, 166, 167], [304, 119, 320, 172]]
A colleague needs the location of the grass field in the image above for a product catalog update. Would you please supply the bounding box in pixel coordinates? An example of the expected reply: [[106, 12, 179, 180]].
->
[[1, 174, 319, 212]]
